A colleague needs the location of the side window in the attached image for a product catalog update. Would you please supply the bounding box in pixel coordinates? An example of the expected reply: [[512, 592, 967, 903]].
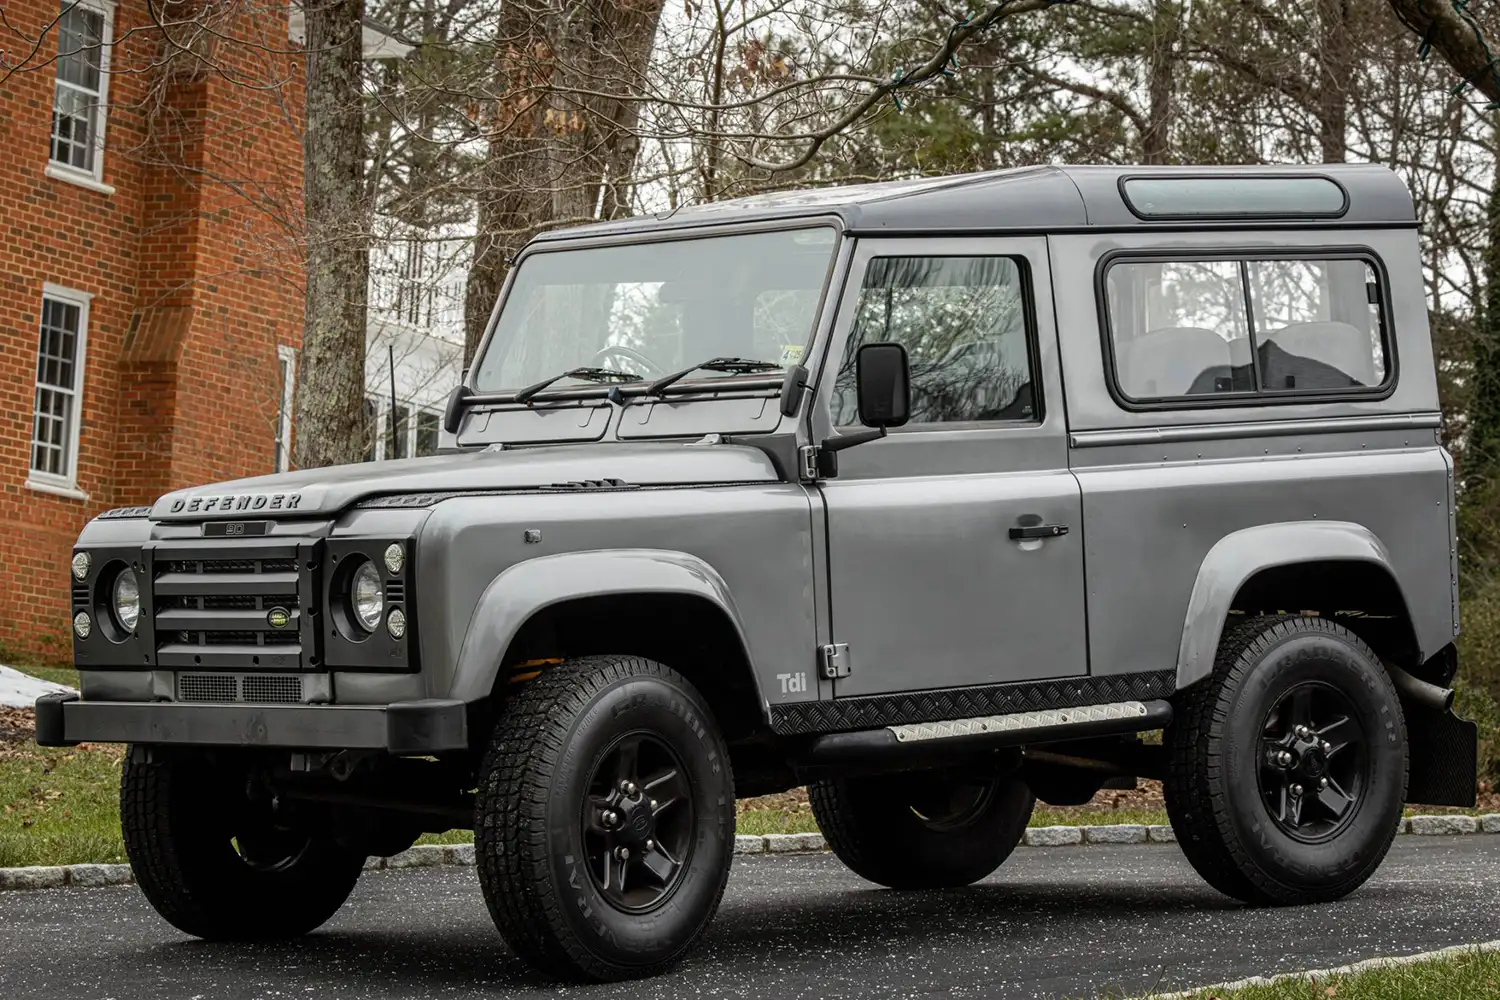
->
[[833, 256, 1036, 426], [1104, 255, 1390, 404], [1247, 259, 1386, 390], [1107, 261, 1252, 398]]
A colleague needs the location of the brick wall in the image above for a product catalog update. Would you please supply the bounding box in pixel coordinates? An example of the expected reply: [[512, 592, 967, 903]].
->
[[0, 3, 304, 659]]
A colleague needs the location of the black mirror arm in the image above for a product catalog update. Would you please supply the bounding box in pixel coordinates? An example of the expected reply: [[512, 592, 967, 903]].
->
[[820, 426, 886, 454]]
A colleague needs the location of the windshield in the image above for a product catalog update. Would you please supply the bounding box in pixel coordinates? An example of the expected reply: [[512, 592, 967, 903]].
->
[[472, 227, 838, 394]]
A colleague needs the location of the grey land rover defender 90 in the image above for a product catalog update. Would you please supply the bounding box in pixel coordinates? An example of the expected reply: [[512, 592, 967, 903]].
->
[[40, 164, 1476, 981]]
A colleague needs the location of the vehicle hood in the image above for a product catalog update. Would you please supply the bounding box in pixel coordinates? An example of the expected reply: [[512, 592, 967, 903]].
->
[[148, 441, 781, 520]]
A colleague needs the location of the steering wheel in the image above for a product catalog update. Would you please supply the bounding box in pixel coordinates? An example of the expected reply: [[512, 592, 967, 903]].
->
[[592, 345, 663, 376]]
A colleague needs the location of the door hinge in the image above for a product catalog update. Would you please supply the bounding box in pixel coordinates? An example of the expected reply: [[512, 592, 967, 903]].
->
[[799, 445, 819, 482], [819, 642, 851, 679]]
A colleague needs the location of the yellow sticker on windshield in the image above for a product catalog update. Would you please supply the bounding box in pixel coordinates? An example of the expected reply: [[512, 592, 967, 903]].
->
[[779, 345, 805, 365]]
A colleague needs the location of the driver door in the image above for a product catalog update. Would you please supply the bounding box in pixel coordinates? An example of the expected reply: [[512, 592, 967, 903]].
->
[[816, 236, 1087, 698]]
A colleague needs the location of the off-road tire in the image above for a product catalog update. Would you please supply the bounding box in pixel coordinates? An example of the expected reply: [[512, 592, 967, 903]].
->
[[809, 768, 1034, 889], [474, 655, 735, 982], [121, 747, 365, 940], [1165, 615, 1407, 905]]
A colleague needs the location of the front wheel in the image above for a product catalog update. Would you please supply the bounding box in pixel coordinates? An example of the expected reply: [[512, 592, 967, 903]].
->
[[474, 655, 735, 982], [810, 765, 1034, 889], [1165, 615, 1407, 905], [121, 747, 365, 940]]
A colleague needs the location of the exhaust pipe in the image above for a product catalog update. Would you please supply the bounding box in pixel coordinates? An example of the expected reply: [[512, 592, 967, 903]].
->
[[1387, 664, 1454, 714]]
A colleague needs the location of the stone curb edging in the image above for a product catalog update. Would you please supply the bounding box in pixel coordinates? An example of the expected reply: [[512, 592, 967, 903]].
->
[[1, 814, 1494, 892], [1144, 938, 1500, 998]]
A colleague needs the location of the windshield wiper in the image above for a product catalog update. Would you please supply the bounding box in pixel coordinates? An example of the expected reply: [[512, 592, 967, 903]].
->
[[644, 357, 785, 397], [513, 367, 642, 406]]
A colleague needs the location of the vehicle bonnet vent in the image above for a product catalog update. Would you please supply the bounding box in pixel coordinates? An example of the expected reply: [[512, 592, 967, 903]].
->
[[540, 479, 637, 491]]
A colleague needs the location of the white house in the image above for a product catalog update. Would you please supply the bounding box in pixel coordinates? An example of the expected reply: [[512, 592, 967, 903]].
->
[[363, 225, 468, 460]]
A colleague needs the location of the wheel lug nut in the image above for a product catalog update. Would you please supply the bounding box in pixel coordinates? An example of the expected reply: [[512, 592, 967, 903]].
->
[[1321, 741, 1332, 753], [650, 798, 658, 810], [1290, 783, 1303, 797], [1279, 751, 1293, 766], [602, 810, 619, 827], [621, 780, 638, 796], [615, 846, 630, 860], [645, 839, 655, 851], [1318, 777, 1328, 789]]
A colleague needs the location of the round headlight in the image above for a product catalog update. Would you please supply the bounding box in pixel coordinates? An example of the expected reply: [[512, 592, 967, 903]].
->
[[71, 551, 91, 580], [112, 567, 141, 633], [351, 560, 384, 632], [383, 543, 405, 576]]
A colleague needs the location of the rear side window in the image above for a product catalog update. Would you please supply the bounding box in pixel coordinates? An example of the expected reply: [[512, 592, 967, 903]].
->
[[1103, 254, 1389, 405]]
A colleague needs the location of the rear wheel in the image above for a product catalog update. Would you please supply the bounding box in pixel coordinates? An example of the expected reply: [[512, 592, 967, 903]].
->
[[1165, 615, 1407, 905], [810, 765, 1034, 889], [121, 747, 364, 940], [474, 655, 735, 982]]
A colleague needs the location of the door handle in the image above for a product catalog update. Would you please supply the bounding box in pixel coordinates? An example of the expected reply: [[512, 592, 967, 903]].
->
[[1008, 524, 1069, 540]]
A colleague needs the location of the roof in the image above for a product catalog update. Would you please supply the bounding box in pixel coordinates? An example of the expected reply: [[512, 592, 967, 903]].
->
[[530, 164, 1415, 245], [286, 9, 414, 61]]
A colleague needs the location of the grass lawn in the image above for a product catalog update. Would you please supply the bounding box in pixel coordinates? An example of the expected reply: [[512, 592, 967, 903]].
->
[[1139, 947, 1500, 999]]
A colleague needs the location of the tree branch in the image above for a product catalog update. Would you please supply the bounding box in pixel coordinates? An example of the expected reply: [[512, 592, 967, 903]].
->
[[1387, 0, 1500, 106]]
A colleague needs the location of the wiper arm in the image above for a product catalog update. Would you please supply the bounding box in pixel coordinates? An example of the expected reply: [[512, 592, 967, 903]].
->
[[513, 367, 641, 406], [644, 357, 785, 397]]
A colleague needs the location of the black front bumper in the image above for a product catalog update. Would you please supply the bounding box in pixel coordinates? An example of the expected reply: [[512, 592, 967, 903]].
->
[[34, 692, 468, 754]]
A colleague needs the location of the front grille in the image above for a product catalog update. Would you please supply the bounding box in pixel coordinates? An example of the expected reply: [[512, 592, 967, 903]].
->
[[153, 545, 309, 670], [178, 673, 304, 704]]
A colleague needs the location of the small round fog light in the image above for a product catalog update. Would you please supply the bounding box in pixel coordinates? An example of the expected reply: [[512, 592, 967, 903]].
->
[[73, 611, 92, 639], [383, 543, 405, 576], [71, 551, 90, 580], [387, 607, 407, 639]]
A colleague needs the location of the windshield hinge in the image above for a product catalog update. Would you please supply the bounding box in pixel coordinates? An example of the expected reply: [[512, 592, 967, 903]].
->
[[819, 642, 851, 679], [799, 445, 820, 482]]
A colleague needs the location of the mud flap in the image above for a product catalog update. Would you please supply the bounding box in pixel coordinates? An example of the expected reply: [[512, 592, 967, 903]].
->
[[1406, 703, 1478, 807]]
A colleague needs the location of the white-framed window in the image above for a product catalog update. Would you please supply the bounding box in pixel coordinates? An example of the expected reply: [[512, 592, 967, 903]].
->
[[415, 409, 440, 457], [275, 345, 297, 472], [48, 0, 115, 192], [29, 284, 92, 496]]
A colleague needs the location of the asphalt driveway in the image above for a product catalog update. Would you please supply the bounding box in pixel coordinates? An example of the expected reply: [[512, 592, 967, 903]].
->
[[2, 836, 1497, 999]]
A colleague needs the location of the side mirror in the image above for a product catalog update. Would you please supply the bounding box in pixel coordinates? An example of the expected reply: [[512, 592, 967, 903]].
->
[[855, 342, 911, 428]]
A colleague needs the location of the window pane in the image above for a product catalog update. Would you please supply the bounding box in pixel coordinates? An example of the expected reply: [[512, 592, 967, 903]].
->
[[833, 257, 1035, 426], [388, 404, 410, 459], [1107, 261, 1253, 400], [1122, 177, 1346, 219], [31, 295, 82, 477], [56, 6, 104, 91], [1248, 260, 1387, 390], [51, 84, 97, 171], [415, 411, 440, 457]]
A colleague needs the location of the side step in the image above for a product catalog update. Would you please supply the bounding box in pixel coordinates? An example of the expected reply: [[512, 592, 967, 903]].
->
[[796, 699, 1173, 769]]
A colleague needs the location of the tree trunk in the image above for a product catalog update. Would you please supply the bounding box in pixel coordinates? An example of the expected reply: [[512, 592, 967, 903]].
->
[[1316, 0, 1351, 162], [296, 0, 370, 468], [1142, 0, 1181, 165], [463, 0, 666, 363]]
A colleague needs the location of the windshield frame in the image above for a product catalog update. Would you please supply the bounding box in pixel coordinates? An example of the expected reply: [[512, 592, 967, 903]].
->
[[466, 215, 847, 403]]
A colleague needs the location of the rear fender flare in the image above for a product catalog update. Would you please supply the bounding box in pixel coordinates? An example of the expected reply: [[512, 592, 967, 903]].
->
[[1176, 520, 1411, 690]]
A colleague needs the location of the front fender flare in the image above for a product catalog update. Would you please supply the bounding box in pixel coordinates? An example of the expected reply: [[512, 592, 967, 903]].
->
[[1176, 521, 1410, 690], [446, 548, 757, 706]]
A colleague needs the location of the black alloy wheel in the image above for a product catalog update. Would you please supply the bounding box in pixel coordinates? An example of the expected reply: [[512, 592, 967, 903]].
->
[[1257, 681, 1369, 842], [583, 732, 696, 912]]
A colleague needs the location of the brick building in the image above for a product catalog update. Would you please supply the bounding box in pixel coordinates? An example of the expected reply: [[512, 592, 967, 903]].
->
[[0, 3, 404, 660]]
